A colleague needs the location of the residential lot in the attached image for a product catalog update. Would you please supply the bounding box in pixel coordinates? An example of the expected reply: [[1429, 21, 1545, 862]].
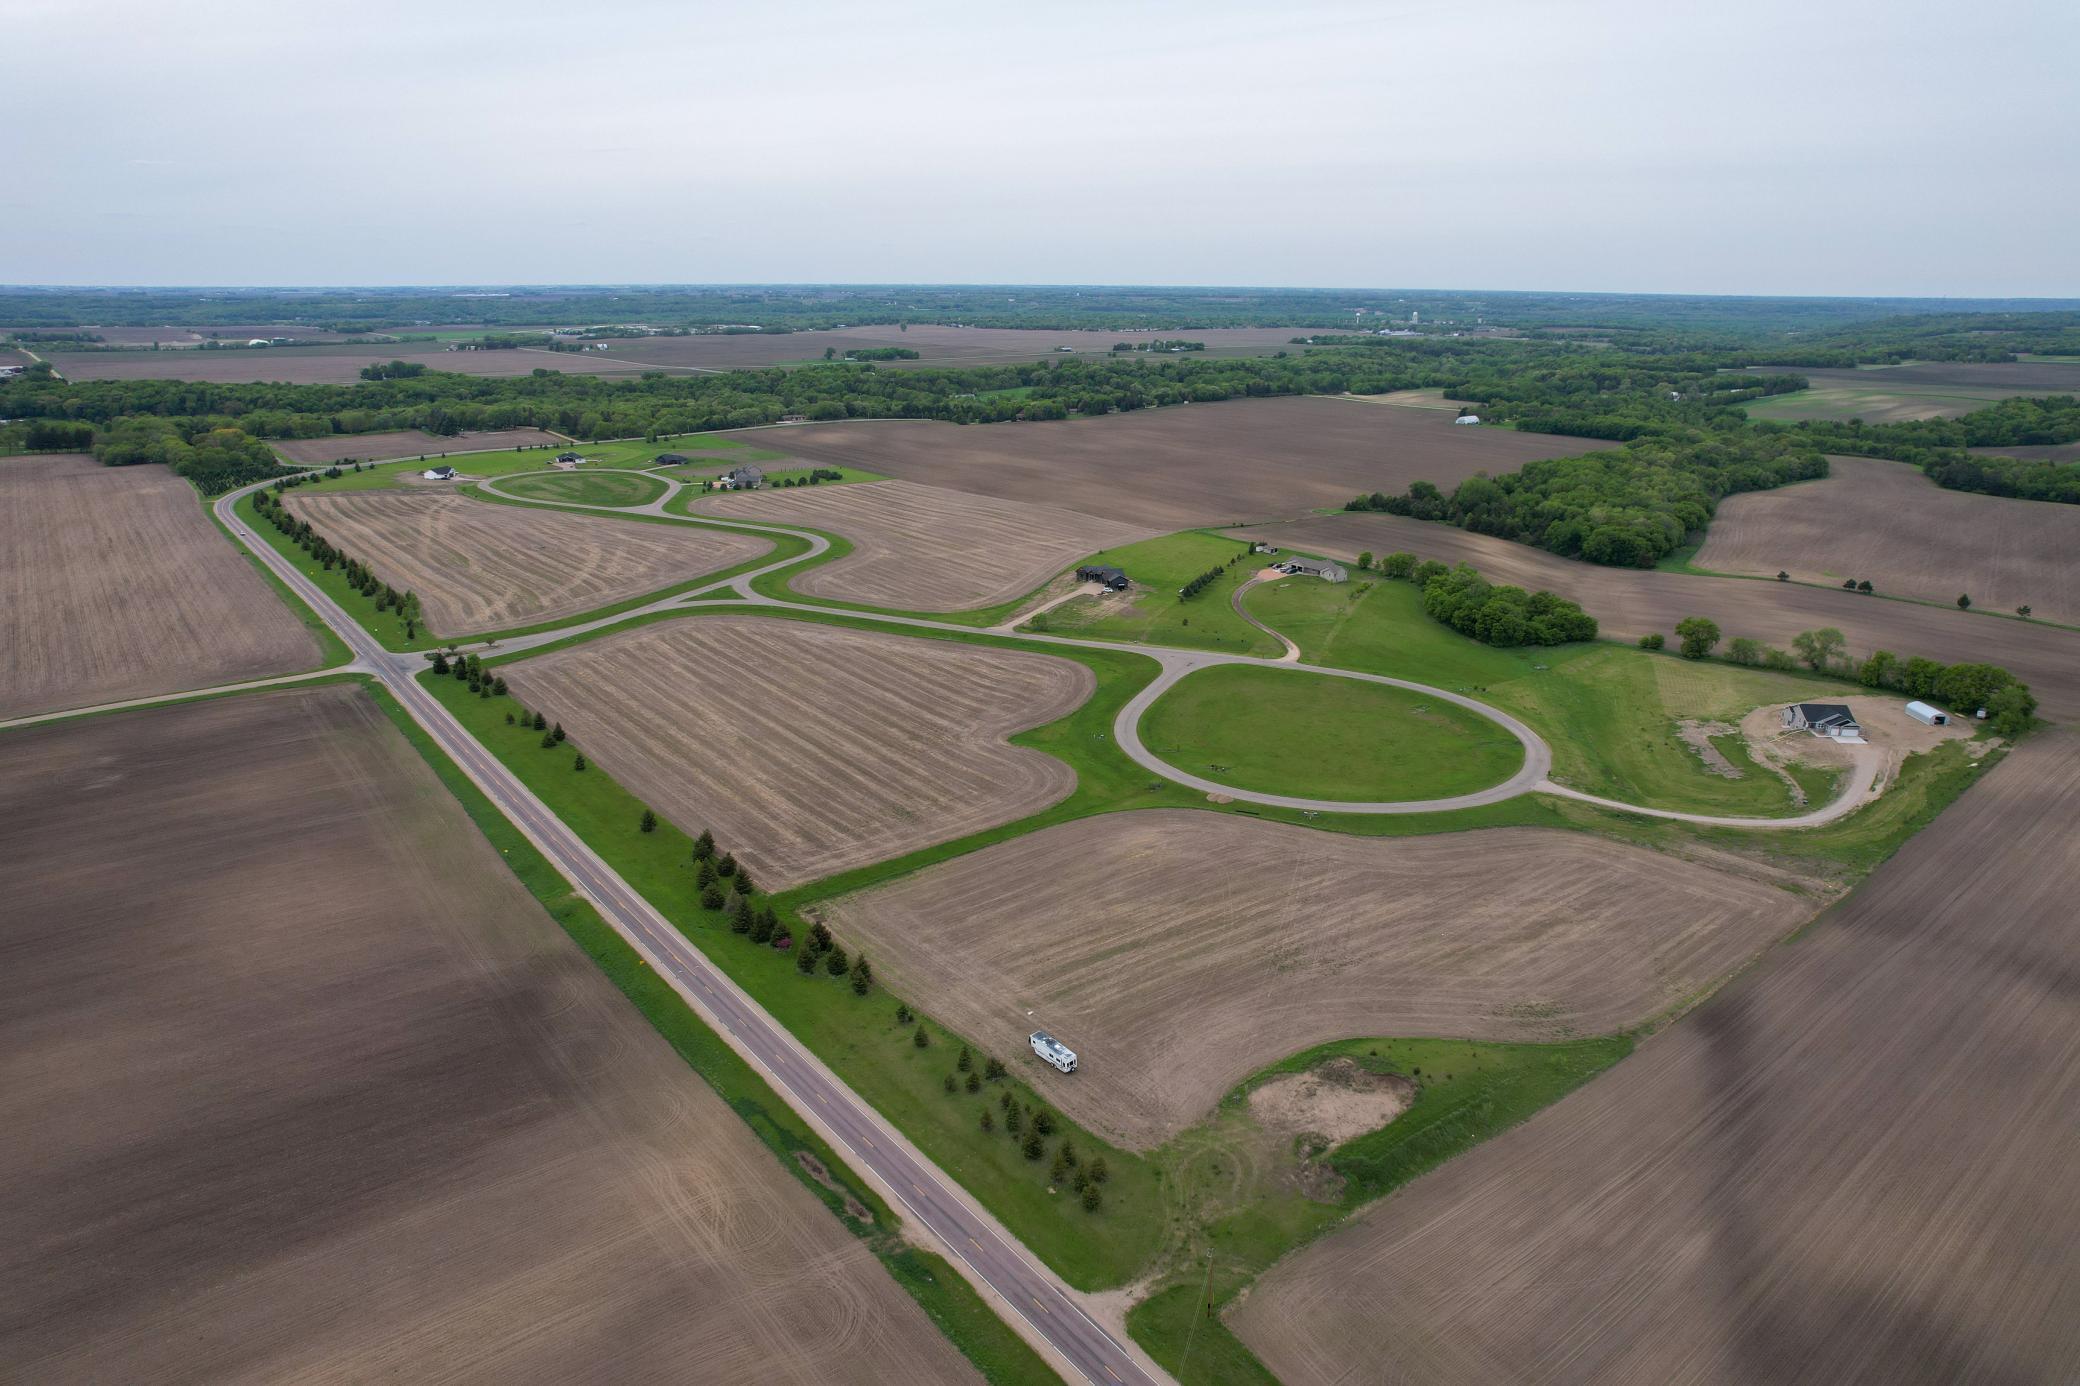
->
[[502, 615, 1092, 887], [1232, 733, 2080, 1386], [0, 454, 318, 718], [726, 397, 1610, 528], [820, 812, 1808, 1149], [688, 478, 1157, 610], [1698, 455, 2080, 624], [280, 489, 769, 635], [1228, 511, 2080, 720], [0, 686, 976, 1385], [272, 427, 562, 465]]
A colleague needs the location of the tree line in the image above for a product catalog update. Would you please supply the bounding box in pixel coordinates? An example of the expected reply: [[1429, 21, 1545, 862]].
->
[[254, 483, 424, 638], [1766, 395, 2080, 505], [1363, 551, 1598, 646]]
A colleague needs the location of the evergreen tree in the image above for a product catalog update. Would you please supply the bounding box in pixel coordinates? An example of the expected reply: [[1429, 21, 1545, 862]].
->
[[552, 722, 566, 742], [431, 652, 450, 675], [824, 946, 849, 977], [849, 955, 871, 995], [965, 1072, 980, 1093], [912, 1025, 929, 1048], [716, 852, 737, 878], [730, 897, 753, 934], [943, 1073, 957, 1093], [984, 1057, 1006, 1082], [1087, 1156, 1109, 1184], [639, 808, 658, 833], [573, 753, 587, 771], [752, 908, 777, 944], [1032, 1109, 1056, 1137], [540, 730, 556, 748], [697, 859, 717, 889], [895, 1003, 913, 1024], [1022, 1131, 1045, 1161], [979, 1109, 994, 1133], [692, 829, 715, 860], [700, 885, 724, 911], [797, 944, 819, 974], [957, 1045, 972, 1073], [533, 711, 547, 731], [1081, 1185, 1102, 1212]]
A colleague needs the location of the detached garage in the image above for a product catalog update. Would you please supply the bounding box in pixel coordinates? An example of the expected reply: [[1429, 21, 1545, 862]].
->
[[1905, 700, 1949, 726]]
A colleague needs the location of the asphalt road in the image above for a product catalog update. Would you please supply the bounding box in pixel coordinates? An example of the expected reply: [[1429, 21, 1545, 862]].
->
[[215, 479, 1163, 1386]]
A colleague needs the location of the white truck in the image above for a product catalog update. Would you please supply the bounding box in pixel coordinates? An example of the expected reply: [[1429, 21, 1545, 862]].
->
[[1030, 1030, 1078, 1074]]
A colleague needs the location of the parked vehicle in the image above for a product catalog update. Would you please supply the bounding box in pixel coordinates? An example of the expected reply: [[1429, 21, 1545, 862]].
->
[[1030, 1030, 1078, 1074]]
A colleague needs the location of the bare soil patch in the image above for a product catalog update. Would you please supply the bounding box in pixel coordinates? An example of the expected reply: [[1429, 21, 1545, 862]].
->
[[819, 811, 1808, 1149], [1234, 732, 2080, 1386], [1698, 455, 2080, 624], [503, 615, 1091, 888], [733, 397, 1608, 528], [1227, 511, 2080, 721], [1249, 1058, 1416, 1147], [0, 455, 318, 718], [272, 427, 562, 465], [281, 489, 768, 636], [0, 686, 974, 1385], [688, 479, 1156, 610]]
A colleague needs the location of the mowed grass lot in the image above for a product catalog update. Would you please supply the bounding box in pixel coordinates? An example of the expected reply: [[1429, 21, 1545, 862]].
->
[[499, 469, 668, 507], [1249, 576, 1850, 815], [1141, 664, 1524, 801], [1038, 531, 1278, 656]]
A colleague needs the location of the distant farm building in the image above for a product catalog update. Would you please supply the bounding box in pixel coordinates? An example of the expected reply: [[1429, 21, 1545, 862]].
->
[[1077, 564, 1130, 591], [549, 457, 582, 470], [1277, 558, 1348, 583], [420, 465, 457, 481], [1905, 700, 1949, 726], [1785, 702, 1863, 741], [246, 338, 271, 347], [780, 413, 809, 424], [1249, 541, 1278, 555], [652, 453, 688, 466], [714, 465, 766, 491], [555, 451, 583, 464], [1454, 413, 1482, 425]]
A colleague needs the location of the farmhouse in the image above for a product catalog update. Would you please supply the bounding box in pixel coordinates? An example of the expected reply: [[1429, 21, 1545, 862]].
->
[[421, 465, 457, 481], [1784, 702, 1863, 741], [652, 452, 688, 466], [555, 450, 583, 465], [715, 465, 766, 491], [1278, 558, 1348, 583], [1077, 564, 1130, 591]]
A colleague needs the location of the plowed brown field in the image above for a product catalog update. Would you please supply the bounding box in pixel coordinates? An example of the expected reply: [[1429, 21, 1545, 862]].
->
[[1233, 733, 2080, 1386], [272, 427, 562, 464], [688, 479, 1156, 610], [281, 490, 768, 635], [740, 398, 1608, 528], [1227, 511, 2080, 720], [0, 686, 976, 1385], [820, 812, 1808, 1149], [503, 615, 1091, 888], [1, 454, 318, 718], [1698, 455, 2080, 624]]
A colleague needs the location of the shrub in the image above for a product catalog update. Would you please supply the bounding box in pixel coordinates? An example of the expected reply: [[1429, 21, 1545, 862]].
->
[[1638, 632, 1664, 650], [1675, 615, 1721, 659], [912, 1026, 929, 1048]]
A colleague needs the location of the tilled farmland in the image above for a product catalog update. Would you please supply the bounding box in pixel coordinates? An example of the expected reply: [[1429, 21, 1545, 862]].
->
[[0, 686, 976, 1385], [0, 454, 318, 719], [1698, 455, 2080, 624], [688, 478, 1156, 610], [502, 614, 1092, 888], [1231, 732, 2080, 1386], [735, 397, 1610, 528], [819, 811, 1809, 1149], [1227, 511, 2080, 721], [280, 489, 769, 635]]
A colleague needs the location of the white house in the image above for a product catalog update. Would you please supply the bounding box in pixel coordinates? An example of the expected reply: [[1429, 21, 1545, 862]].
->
[[1030, 1031, 1078, 1074], [421, 465, 457, 481], [1454, 414, 1482, 425]]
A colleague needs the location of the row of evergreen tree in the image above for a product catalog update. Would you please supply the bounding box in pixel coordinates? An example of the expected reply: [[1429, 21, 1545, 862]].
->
[[253, 486, 423, 636]]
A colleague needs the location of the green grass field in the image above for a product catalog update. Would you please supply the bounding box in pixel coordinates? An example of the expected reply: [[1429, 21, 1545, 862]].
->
[[1249, 576, 1855, 815], [1031, 532, 1278, 656], [1140, 663, 1524, 801], [1741, 384, 2015, 424], [498, 469, 667, 507]]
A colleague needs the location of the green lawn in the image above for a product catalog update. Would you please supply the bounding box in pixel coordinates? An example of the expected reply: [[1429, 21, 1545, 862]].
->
[[365, 680, 1058, 1386], [1248, 576, 1857, 816], [1140, 663, 1524, 802], [1031, 531, 1278, 656], [498, 469, 667, 507]]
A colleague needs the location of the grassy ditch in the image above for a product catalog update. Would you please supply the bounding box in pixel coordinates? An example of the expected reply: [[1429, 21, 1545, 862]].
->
[[362, 678, 1059, 1386]]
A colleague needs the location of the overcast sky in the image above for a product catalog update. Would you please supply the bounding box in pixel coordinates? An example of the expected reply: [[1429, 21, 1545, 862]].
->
[[3, 0, 2075, 296]]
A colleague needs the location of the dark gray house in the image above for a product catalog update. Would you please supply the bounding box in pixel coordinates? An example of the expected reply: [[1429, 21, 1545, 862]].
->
[[1077, 564, 1129, 590], [1784, 702, 1862, 740]]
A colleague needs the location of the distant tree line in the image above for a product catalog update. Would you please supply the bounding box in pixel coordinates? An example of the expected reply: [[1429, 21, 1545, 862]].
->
[[1368, 551, 1598, 646], [1766, 395, 2080, 505]]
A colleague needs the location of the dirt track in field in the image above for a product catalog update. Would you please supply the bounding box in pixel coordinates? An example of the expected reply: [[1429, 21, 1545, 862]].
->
[[281, 489, 768, 635], [688, 479, 1157, 610], [272, 427, 562, 464], [1227, 511, 2080, 721], [0, 454, 318, 718], [0, 686, 976, 1385], [503, 615, 1092, 888], [727, 398, 1609, 528], [1698, 455, 2080, 624], [819, 811, 1808, 1149], [1233, 733, 2080, 1386]]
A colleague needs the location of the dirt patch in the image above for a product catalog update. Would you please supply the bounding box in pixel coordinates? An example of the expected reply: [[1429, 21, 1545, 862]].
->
[[735, 396, 1609, 529], [503, 615, 1091, 889], [1698, 456, 2080, 625], [0, 455, 319, 718], [1225, 511, 2080, 723], [1250, 1058, 1416, 1147], [1742, 694, 1972, 792], [1234, 732, 2080, 1386], [688, 478, 1155, 611], [820, 811, 1810, 1148], [272, 428, 563, 465], [281, 489, 768, 635], [0, 686, 975, 1384], [1675, 720, 1744, 779], [794, 1151, 875, 1224]]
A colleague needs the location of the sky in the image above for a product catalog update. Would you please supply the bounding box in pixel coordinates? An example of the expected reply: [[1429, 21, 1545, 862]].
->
[[3, 0, 2076, 296]]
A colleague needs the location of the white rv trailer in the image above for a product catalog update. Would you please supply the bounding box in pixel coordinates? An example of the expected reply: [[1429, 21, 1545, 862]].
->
[[1029, 1031, 1078, 1074]]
